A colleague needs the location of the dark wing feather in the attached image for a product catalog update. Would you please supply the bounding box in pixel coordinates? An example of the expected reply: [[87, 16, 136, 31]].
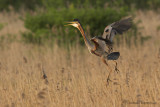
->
[[102, 17, 132, 43], [107, 52, 120, 60], [111, 17, 132, 34]]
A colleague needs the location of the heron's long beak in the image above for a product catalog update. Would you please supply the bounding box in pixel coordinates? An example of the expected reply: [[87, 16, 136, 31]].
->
[[64, 21, 78, 28], [64, 21, 83, 36]]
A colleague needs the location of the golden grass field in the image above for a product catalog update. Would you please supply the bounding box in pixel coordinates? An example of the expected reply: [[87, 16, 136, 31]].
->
[[0, 10, 160, 107]]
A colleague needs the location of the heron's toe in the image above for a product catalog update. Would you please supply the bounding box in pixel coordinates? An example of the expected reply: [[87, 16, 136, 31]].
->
[[114, 67, 120, 73]]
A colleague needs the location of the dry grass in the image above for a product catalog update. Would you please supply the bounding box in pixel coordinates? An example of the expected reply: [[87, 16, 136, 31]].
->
[[0, 10, 26, 36], [0, 10, 160, 107], [135, 10, 160, 37], [0, 41, 160, 107]]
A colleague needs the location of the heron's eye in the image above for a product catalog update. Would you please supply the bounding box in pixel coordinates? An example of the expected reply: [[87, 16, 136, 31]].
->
[[105, 29, 109, 32]]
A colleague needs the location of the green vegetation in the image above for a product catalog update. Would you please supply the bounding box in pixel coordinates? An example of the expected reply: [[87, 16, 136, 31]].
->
[[108, 0, 160, 10], [0, 0, 160, 11], [157, 25, 160, 31], [0, 0, 43, 11], [0, 0, 158, 46], [0, 23, 4, 30], [23, 7, 129, 45]]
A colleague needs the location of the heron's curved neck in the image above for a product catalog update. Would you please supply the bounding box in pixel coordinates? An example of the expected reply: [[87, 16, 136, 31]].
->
[[78, 25, 94, 49]]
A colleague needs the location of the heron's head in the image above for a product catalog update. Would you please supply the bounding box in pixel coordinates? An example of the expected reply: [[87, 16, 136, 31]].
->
[[65, 19, 81, 29]]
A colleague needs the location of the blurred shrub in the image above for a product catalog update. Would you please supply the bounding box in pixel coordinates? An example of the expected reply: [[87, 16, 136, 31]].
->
[[157, 25, 160, 31], [0, 34, 17, 47], [140, 36, 151, 45], [108, 0, 160, 10], [23, 7, 130, 45], [21, 29, 52, 45], [0, 0, 160, 11], [0, 23, 4, 30], [42, 0, 107, 8], [0, 0, 43, 11]]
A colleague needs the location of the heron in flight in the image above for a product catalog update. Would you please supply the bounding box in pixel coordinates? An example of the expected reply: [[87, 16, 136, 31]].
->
[[65, 17, 132, 84]]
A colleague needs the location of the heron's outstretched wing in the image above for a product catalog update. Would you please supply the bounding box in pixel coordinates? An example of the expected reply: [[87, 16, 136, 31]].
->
[[102, 17, 132, 42], [91, 17, 132, 54]]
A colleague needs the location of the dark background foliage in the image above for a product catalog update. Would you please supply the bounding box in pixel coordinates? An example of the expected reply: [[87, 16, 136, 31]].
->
[[0, 0, 159, 45]]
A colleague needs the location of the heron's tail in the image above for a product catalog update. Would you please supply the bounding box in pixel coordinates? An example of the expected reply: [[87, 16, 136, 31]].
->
[[107, 52, 120, 60]]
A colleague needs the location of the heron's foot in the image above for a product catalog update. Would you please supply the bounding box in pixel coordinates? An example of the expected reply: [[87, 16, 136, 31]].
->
[[114, 62, 120, 73], [114, 66, 120, 73], [106, 75, 112, 86]]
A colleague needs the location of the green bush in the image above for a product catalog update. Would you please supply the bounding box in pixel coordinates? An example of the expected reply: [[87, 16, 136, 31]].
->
[[108, 0, 160, 10], [0, 0, 43, 11], [23, 7, 130, 45], [0, 23, 4, 30], [0, 0, 160, 11], [21, 29, 52, 45], [42, 0, 107, 9]]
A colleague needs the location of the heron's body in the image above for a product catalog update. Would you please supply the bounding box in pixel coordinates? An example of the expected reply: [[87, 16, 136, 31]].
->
[[65, 17, 132, 85]]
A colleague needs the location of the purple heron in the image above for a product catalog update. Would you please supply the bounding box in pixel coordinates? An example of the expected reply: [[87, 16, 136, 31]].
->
[[65, 17, 132, 85]]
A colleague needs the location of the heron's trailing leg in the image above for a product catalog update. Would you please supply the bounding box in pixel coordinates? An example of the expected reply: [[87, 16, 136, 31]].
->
[[101, 57, 113, 85], [114, 61, 120, 73], [106, 70, 113, 85]]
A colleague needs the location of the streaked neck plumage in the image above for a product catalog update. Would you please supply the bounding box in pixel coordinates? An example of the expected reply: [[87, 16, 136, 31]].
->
[[77, 23, 94, 50]]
